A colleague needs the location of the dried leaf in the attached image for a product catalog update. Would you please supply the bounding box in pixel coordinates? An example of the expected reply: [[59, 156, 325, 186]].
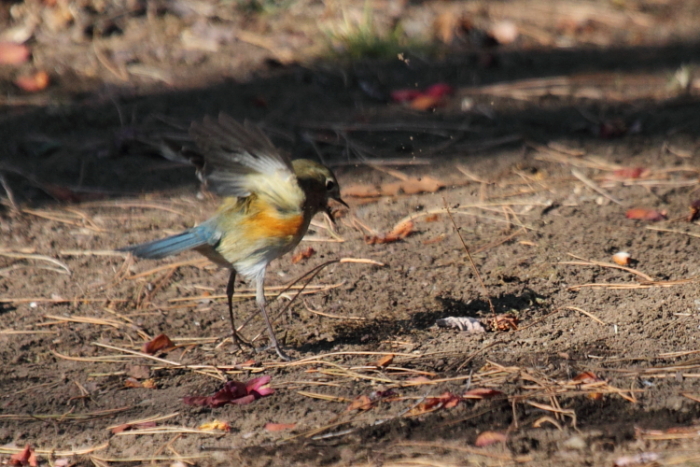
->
[[0, 42, 30, 65], [424, 83, 454, 98], [611, 167, 649, 180], [436, 316, 486, 333], [264, 422, 296, 432], [475, 430, 507, 447], [410, 391, 462, 415], [611, 251, 631, 266], [423, 214, 440, 222], [110, 421, 157, 434], [571, 371, 602, 384], [128, 365, 151, 380], [10, 445, 37, 467], [365, 220, 414, 244], [199, 420, 231, 432], [409, 94, 444, 111], [486, 314, 519, 331], [141, 379, 157, 389], [141, 333, 175, 355], [463, 388, 503, 400], [124, 377, 142, 388], [183, 376, 274, 408], [390, 89, 423, 103], [626, 208, 667, 222], [14, 71, 50, 92], [688, 199, 700, 222], [291, 247, 315, 264], [341, 184, 383, 198], [370, 354, 394, 368], [380, 176, 445, 196], [346, 395, 374, 411]]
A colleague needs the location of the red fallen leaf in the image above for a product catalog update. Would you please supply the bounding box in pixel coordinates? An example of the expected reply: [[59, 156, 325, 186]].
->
[[611, 167, 649, 179], [347, 394, 374, 411], [291, 247, 315, 264], [365, 220, 414, 245], [0, 42, 30, 65], [463, 388, 503, 400], [475, 430, 507, 447], [110, 421, 157, 434], [410, 391, 462, 415], [626, 208, 667, 222], [265, 422, 296, 431], [689, 199, 700, 222], [141, 333, 175, 355], [183, 375, 274, 408], [390, 89, 423, 102], [10, 445, 37, 467], [424, 83, 454, 98], [14, 71, 50, 92]]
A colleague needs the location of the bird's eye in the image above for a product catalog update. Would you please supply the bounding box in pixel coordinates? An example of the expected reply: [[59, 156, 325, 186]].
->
[[325, 179, 335, 191]]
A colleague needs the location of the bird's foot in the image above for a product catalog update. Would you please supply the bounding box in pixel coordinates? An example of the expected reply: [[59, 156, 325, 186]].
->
[[254, 342, 292, 361]]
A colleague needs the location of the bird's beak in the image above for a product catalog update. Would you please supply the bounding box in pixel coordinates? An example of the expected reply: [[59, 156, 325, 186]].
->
[[325, 197, 349, 224]]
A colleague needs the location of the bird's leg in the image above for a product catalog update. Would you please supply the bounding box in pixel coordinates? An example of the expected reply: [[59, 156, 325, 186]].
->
[[226, 269, 251, 349], [255, 275, 291, 361]]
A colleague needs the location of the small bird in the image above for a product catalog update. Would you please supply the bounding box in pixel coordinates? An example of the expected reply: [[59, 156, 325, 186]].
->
[[119, 113, 347, 360]]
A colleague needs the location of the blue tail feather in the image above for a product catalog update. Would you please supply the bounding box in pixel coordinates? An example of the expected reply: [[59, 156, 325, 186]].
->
[[119, 222, 220, 259]]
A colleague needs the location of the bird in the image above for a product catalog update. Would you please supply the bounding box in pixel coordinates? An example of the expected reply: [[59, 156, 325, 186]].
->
[[119, 113, 347, 360]]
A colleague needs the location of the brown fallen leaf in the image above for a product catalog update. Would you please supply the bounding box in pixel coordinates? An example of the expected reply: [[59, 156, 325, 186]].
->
[[291, 247, 315, 264], [610, 167, 649, 180], [463, 388, 503, 400], [370, 354, 394, 368], [486, 314, 519, 331], [141, 333, 175, 355], [199, 420, 231, 432], [689, 199, 700, 222], [14, 70, 50, 92], [380, 176, 445, 196], [475, 430, 507, 447], [0, 42, 30, 65], [341, 184, 383, 198], [10, 445, 37, 467], [346, 394, 374, 411], [264, 422, 297, 432], [365, 220, 414, 244], [409, 94, 445, 111], [626, 208, 667, 222], [409, 391, 462, 415], [110, 421, 157, 434]]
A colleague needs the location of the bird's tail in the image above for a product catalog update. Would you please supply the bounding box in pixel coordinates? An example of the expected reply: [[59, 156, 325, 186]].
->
[[118, 222, 220, 259]]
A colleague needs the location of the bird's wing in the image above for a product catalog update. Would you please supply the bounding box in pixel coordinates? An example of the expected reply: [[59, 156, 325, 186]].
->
[[189, 113, 304, 212]]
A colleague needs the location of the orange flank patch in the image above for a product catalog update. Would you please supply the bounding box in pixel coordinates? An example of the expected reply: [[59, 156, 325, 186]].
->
[[243, 199, 304, 239]]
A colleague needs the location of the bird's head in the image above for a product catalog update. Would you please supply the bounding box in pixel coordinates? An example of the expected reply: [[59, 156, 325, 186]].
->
[[292, 159, 348, 219]]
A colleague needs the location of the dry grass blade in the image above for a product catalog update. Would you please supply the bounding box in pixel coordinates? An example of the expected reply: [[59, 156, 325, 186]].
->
[[0, 441, 109, 457], [571, 168, 623, 205], [565, 306, 606, 325], [0, 407, 131, 421], [126, 258, 210, 279], [646, 226, 700, 238], [395, 441, 532, 463], [0, 250, 71, 275], [562, 253, 655, 282], [44, 314, 124, 329], [443, 199, 496, 316], [297, 391, 352, 403]]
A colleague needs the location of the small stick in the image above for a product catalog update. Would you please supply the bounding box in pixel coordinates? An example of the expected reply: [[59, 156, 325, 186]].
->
[[443, 198, 496, 316]]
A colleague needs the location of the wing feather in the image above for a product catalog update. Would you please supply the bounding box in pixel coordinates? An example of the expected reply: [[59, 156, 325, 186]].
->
[[189, 113, 304, 212]]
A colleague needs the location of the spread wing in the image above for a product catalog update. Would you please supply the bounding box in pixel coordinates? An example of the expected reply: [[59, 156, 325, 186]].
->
[[189, 113, 304, 213]]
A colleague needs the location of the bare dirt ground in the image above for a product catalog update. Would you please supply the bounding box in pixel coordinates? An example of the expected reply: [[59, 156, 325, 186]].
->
[[2, 0, 700, 466]]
